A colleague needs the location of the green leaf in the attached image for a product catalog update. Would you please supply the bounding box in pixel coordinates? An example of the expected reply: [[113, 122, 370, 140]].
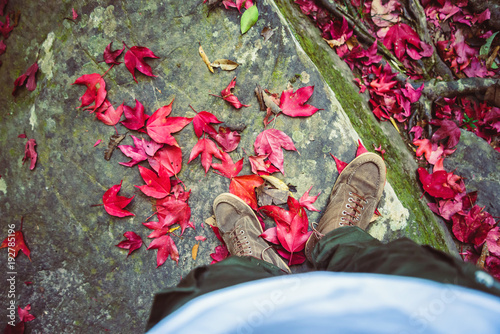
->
[[480, 31, 499, 56], [241, 5, 258, 34], [491, 62, 499, 69]]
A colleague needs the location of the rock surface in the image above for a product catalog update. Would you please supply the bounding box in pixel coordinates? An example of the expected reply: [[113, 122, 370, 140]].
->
[[0, 0, 489, 332]]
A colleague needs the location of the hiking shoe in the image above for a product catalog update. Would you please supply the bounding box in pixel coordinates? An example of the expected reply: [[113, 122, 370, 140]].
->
[[305, 152, 386, 262], [213, 193, 291, 273]]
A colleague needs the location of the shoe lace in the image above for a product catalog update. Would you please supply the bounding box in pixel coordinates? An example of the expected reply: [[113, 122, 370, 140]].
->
[[339, 192, 368, 226], [229, 226, 252, 256]]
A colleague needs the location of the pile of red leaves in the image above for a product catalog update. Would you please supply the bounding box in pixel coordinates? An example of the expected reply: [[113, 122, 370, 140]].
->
[[68, 33, 329, 268], [295, 0, 499, 279]]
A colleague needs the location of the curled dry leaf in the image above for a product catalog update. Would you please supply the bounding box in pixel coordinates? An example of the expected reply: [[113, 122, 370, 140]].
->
[[261, 26, 274, 42], [104, 133, 126, 161], [199, 43, 214, 73], [210, 59, 239, 71], [192, 243, 199, 260]]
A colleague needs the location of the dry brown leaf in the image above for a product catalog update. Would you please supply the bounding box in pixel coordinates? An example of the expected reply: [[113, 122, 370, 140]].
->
[[205, 215, 216, 227], [261, 26, 274, 42], [192, 243, 199, 260], [262, 91, 282, 114], [486, 45, 500, 69], [255, 84, 266, 111], [256, 184, 288, 207], [104, 133, 126, 160], [199, 43, 214, 73], [211, 59, 239, 71]]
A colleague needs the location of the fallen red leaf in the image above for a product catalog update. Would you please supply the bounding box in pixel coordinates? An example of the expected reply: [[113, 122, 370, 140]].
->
[[72, 8, 78, 20], [156, 198, 194, 235], [103, 42, 125, 65], [277, 248, 307, 265], [330, 153, 348, 174], [486, 227, 500, 257], [418, 167, 456, 199], [1, 230, 30, 260], [210, 244, 229, 264], [147, 234, 179, 267], [123, 44, 160, 83], [209, 127, 241, 152], [429, 119, 461, 149], [452, 205, 496, 246], [17, 304, 35, 323], [195, 236, 207, 241], [299, 186, 321, 211], [119, 135, 163, 167], [211, 77, 249, 109], [148, 145, 183, 177], [12, 62, 39, 95], [279, 86, 320, 117], [192, 110, 221, 138], [121, 99, 149, 131], [102, 180, 135, 217], [22, 139, 37, 170], [229, 174, 264, 210], [135, 165, 171, 199], [115, 231, 143, 257], [95, 100, 124, 126], [146, 100, 192, 146], [254, 128, 297, 175], [188, 138, 223, 174], [259, 196, 312, 256], [260, 227, 279, 244], [211, 151, 243, 179], [72, 73, 107, 111], [383, 23, 422, 60], [248, 154, 280, 175], [355, 139, 368, 156]]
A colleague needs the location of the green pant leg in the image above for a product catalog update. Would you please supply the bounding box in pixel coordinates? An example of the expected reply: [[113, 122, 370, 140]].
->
[[311, 226, 500, 297], [146, 255, 285, 331]]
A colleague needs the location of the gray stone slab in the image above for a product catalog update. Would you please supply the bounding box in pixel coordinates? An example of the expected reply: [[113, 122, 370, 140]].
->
[[0, 0, 458, 332]]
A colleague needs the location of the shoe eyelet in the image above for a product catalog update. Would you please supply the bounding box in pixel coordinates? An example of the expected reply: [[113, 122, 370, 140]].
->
[[339, 222, 344, 226], [348, 198, 353, 202], [349, 192, 353, 196], [342, 210, 347, 215], [340, 217, 345, 221], [346, 204, 350, 208]]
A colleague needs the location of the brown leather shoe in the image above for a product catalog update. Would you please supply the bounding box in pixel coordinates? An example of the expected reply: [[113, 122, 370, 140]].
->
[[305, 152, 386, 262], [213, 193, 291, 273]]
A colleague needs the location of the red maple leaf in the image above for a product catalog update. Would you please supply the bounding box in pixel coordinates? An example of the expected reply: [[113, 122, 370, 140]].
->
[[102, 180, 135, 217], [72, 73, 107, 111], [192, 110, 221, 138], [248, 154, 280, 175], [188, 138, 223, 174], [219, 0, 254, 12], [260, 227, 279, 244], [148, 145, 183, 177], [259, 196, 312, 259], [0, 40, 6, 56], [229, 174, 264, 210], [279, 86, 321, 117], [135, 165, 171, 199], [355, 139, 368, 156], [417, 167, 456, 199], [413, 139, 444, 165], [22, 139, 37, 170], [123, 43, 160, 82], [115, 231, 143, 257], [299, 186, 321, 211], [103, 42, 125, 65], [119, 135, 163, 167], [18, 304, 35, 322], [383, 23, 422, 60], [211, 77, 249, 109], [0, 15, 14, 39], [95, 100, 124, 126], [155, 198, 194, 235], [429, 119, 461, 149], [210, 244, 229, 264], [146, 100, 192, 146], [1, 227, 30, 260], [452, 205, 496, 246], [211, 151, 243, 179], [277, 248, 307, 265], [330, 153, 348, 174], [209, 127, 241, 152], [12, 62, 39, 95], [254, 128, 297, 175], [121, 99, 149, 131], [486, 227, 500, 258], [147, 234, 179, 267]]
